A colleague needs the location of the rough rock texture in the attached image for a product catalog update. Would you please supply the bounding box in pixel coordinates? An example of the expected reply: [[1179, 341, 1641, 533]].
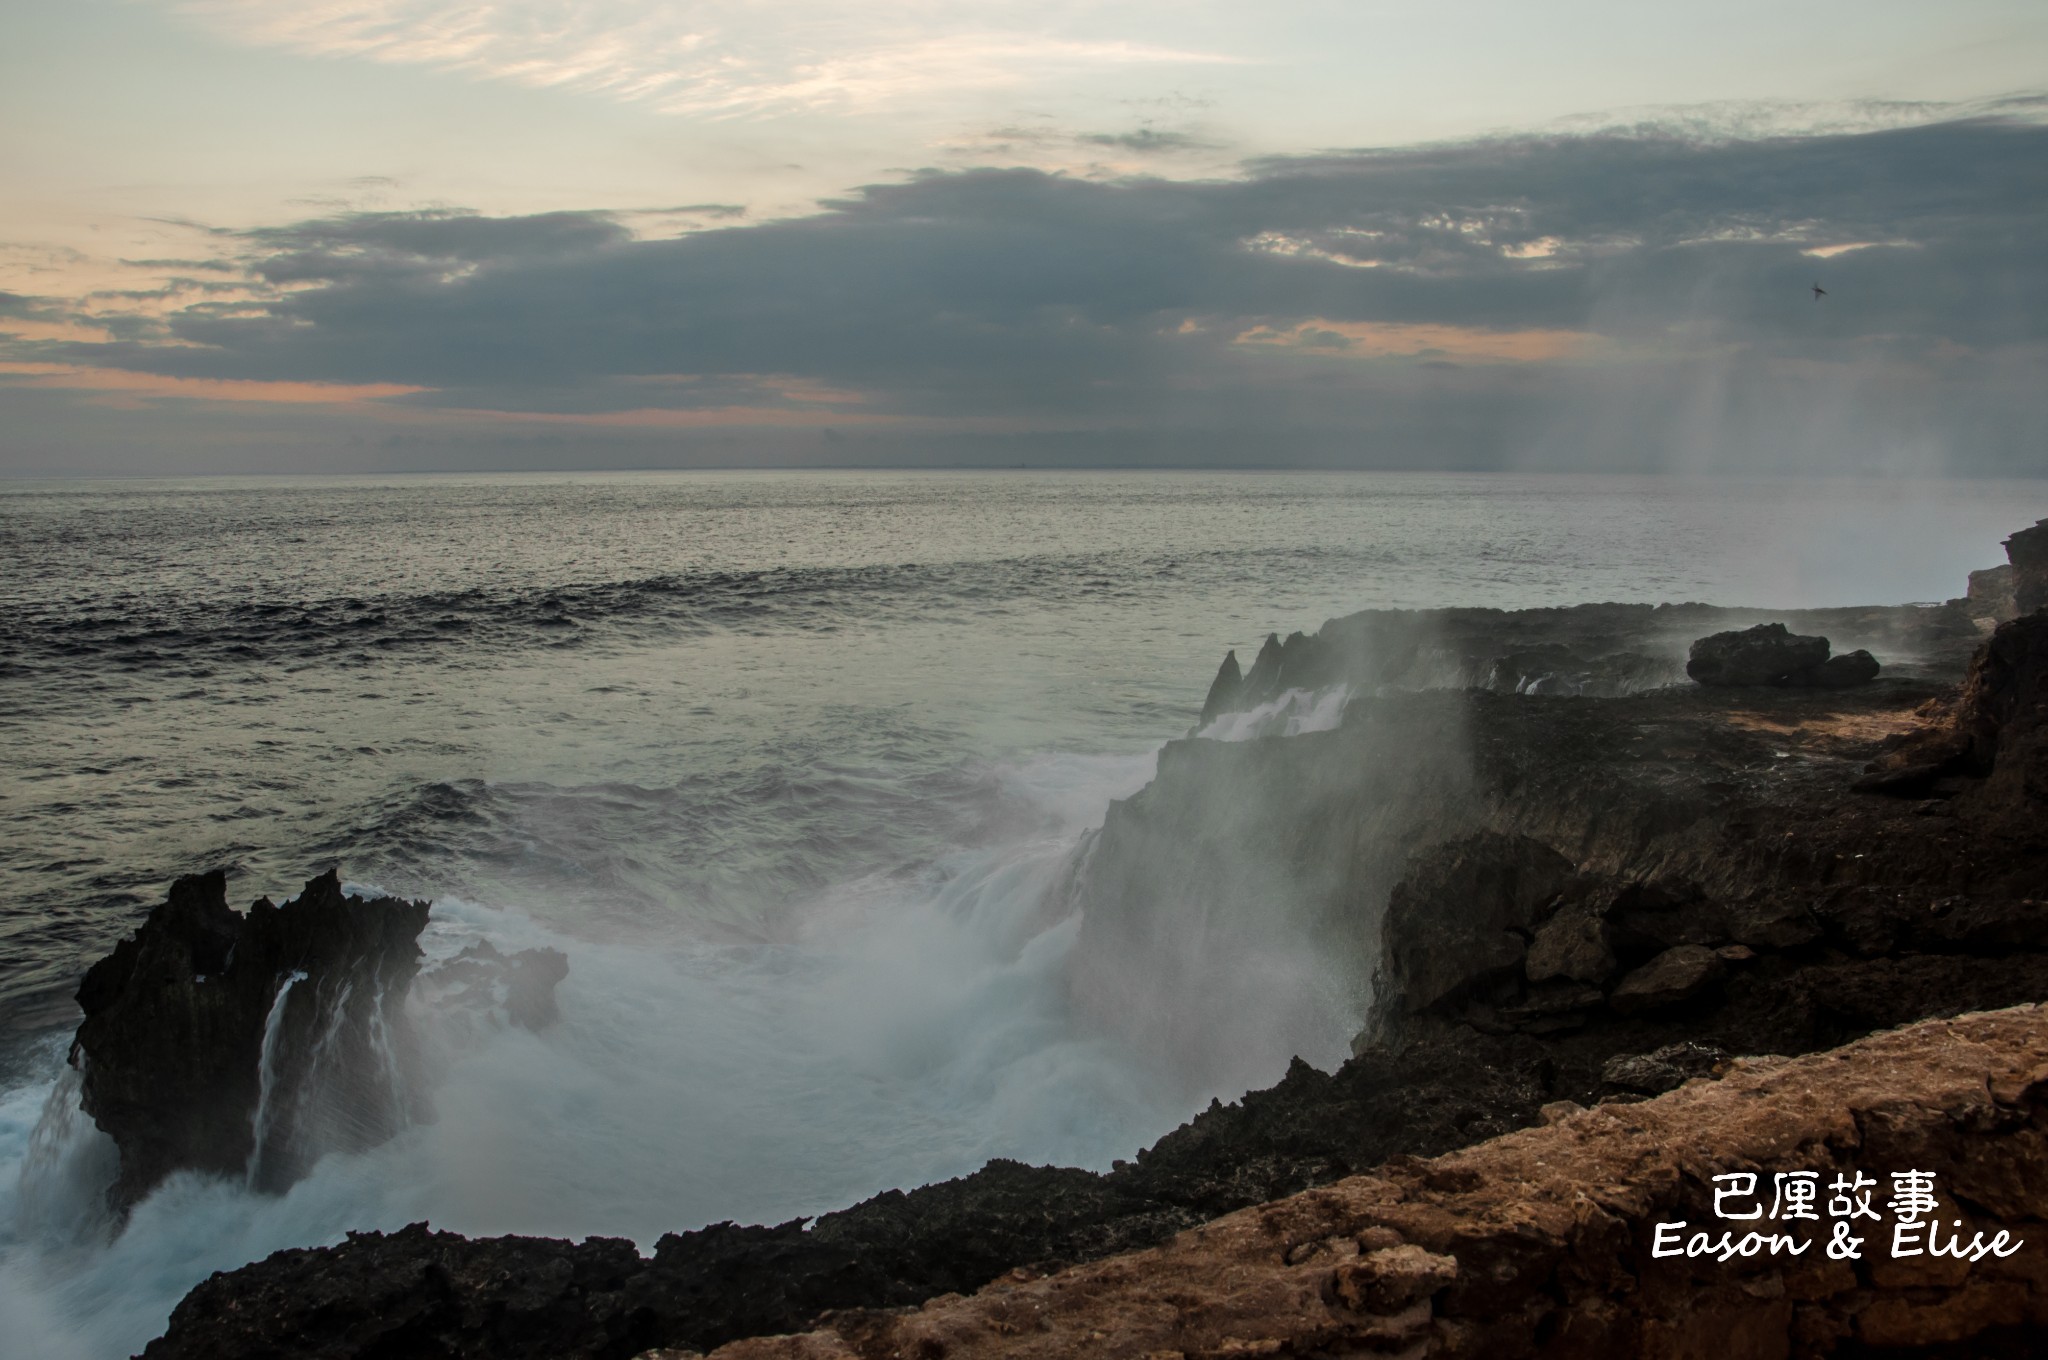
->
[[1195, 600, 1971, 724], [1686, 622, 1833, 686], [71, 869, 570, 1211], [417, 937, 572, 1032], [1966, 564, 2018, 624], [2006, 518, 2048, 615], [73, 869, 431, 1209], [1685, 623, 1878, 689], [139, 591, 2048, 1359], [700, 1006, 2048, 1360], [1197, 648, 1243, 726], [1371, 833, 1573, 1021]]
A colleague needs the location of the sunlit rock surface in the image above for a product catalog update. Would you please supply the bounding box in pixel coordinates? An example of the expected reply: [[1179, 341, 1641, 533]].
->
[[703, 1005, 2048, 1360]]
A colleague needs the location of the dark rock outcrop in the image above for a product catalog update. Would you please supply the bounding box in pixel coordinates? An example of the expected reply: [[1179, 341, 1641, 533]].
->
[[73, 870, 431, 1208], [1197, 648, 1243, 726], [1686, 622, 1831, 686], [1607, 944, 1726, 1015], [1685, 622, 1877, 689], [72, 870, 574, 1213], [417, 938, 572, 1033], [1194, 600, 1967, 726], [1369, 833, 1573, 1025], [140, 576, 2048, 1359]]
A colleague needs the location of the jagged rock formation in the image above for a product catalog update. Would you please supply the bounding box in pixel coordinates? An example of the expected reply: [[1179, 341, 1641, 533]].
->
[[71, 868, 570, 1210], [1194, 601, 1969, 725], [1857, 609, 2048, 808], [416, 937, 571, 1033], [143, 603, 2048, 1359], [1197, 648, 1242, 726], [73, 870, 430, 1208], [697, 1005, 2048, 1360]]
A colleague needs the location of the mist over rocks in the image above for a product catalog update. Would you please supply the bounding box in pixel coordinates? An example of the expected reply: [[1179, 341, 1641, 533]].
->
[[1684, 622, 1880, 689], [686, 1006, 2048, 1360], [128, 527, 2048, 1357], [70, 868, 568, 1212], [1193, 599, 1969, 729]]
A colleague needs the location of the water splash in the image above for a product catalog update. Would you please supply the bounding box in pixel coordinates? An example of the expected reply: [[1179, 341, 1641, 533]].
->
[[244, 970, 308, 1189]]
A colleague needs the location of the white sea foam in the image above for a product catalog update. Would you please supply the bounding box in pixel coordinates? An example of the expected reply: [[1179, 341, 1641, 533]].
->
[[0, 749, 1197, 1359], [1197, 684, 1351, 741]]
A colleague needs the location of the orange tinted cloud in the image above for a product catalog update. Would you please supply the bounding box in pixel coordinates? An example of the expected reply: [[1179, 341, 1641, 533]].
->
[[0, 362, 426, 405], [1233, 319, 1594, 363]]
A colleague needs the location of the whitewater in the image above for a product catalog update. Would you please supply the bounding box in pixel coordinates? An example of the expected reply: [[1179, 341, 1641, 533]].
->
[[3, 469, 2044, 1357]]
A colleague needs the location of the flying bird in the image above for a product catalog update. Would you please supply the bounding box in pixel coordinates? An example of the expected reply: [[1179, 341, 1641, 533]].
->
[[1811, 283, 1827, 301]]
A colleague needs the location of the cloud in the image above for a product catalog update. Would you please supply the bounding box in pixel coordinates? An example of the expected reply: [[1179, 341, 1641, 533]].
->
[[160, 1, 1244, 116], [13, 108, 2048, 470]]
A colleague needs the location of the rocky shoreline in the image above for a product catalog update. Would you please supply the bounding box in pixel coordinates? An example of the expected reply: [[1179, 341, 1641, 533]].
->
[[104, 524, 2048, 1357]]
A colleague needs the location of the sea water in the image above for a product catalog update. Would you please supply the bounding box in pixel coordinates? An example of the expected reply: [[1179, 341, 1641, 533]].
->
[[2, 469, 2043, 1356]]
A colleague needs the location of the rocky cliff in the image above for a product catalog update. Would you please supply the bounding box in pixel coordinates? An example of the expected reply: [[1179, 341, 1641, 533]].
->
[[73, 869, 430, 1209], [138, 603, 2048, 1358], [71, 868, 570, 1213], [694, 1003, 2048, 1360], [125, 533, 2048, 1357]]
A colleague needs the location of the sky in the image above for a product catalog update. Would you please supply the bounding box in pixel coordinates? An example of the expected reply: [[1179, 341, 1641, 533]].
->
[[1, 0, 2044, 474]]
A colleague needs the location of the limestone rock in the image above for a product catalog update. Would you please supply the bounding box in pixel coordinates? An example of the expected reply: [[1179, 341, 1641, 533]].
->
[[1966, 563, 2017, 623], [1608, 944, 1726, 1015], [2004, 518, 2048, 614]]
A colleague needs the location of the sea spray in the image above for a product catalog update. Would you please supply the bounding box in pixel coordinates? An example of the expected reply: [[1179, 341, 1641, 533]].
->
[[0, 750, 1201, 1359], [244, 969, 308, 1190]]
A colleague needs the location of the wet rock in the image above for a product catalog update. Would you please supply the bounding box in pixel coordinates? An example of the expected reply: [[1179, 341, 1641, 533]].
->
[[140, 574, 2048, 1359], [1601, 880, 1727, 960], [1802, 647, 1880, 688], [1600, 1041, 1730, 1094], [1197, 649, 1242, 726], [1523, 901, 1615, 985], [1685, 623, 1834, 687], [1722, 897, 1821, 950], [1373, 833, 1574, 1021], [72, 869, 429, 1210], [1235, 632, 1288, 708], [1608, 944, 1726, 1015], [418, 939, 570, 1032]]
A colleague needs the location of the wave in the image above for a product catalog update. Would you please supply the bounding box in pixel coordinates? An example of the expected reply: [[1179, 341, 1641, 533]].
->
[[0, 747, 1201, 1359], [0, 545, 1394, 686]]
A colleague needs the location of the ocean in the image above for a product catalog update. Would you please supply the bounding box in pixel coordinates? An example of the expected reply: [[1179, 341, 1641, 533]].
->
[[3, 468, 2045, 1356]]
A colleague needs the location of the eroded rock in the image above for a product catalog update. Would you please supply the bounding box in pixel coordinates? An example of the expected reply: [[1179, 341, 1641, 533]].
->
[[72, 869, 429, 1209], [695, 1006, 2048, 1360], [1373, 833, 1574, 1022], [1609, 944, 1726, 1015]]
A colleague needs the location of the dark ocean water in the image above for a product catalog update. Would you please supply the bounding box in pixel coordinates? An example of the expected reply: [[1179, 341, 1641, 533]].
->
[[2, 469, 2044, 1356]]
